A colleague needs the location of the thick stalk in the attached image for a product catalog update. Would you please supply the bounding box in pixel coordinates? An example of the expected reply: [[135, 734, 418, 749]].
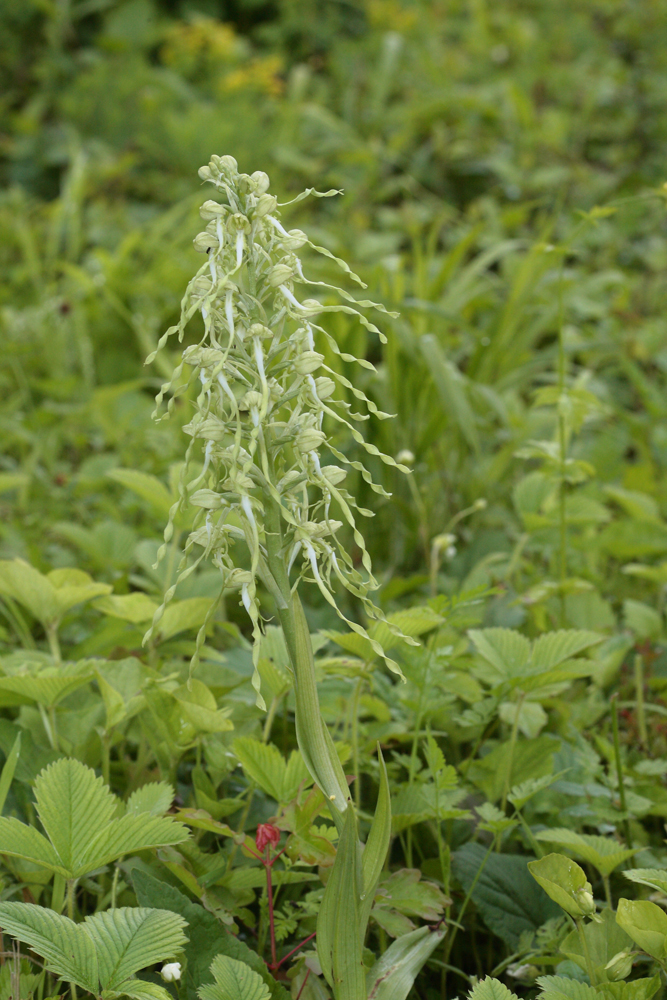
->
[[634, 653, 648, 748]]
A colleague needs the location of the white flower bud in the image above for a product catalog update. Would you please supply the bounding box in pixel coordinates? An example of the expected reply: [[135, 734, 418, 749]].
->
[[280, 229, 308, 250], [161, 963, 181, 982], [215, 154, 238, 174], [397, 449, 415, 465], [248, 322, 273, 339], [198, 165, 213, 180], [300, 299, 323, 314], [183, 416, 227, 441], [313, 376, 335, 399], [298, 520, 343, 538], [227, 213, 251, 235], [267, 264, 294, 286], [239, 390, 263, 411], [321, 465, 346, 486], [250, 170, 270, 194], [200, 200, 226, 220], [192, 276, 213, 293], [577, 889, 596, 916], [253, 194, 278, 219], [268, 378, 284, 401], [295, 351, 324, 375], [605, 950, 633, 981], [225, 568, 254, 589], [296, 428, 326, 453], [189, 490, 223, 509], [193, 232, 219, 253]]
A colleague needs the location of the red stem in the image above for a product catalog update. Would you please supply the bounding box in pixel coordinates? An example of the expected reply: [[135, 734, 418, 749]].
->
[[275, 931, 317, 970], [265, 858, 277, 968], [295, 968, 311, 1000]]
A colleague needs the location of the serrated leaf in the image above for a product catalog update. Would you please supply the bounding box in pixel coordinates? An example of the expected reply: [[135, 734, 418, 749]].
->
[[0, 758, 188, 879], [498, 701, 547, 738], [536, 975, 598, 1000], [535, 829, 636, 877], [468, 977, 519, 1000], [530, 631, 602, 670], [84, 907, 187, 991], [508, 773, 565, 810], [199, 955, 270, 1000], [0, 672, 94, 708], [126, 782, 174, 817], [623, 868, 667, 894], [599, 977, 661, 1000], [0, 902, 98, 993], [233, 738, 285, 802], [469, 629, 531, 679], [560, 909, 632, 981], [116, 981, 174, 1000]]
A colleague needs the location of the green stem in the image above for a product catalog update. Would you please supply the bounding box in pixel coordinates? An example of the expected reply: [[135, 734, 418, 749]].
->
[[634, 653, 648, 748], [111, 863, 121, 910], [576, 918, 596, 985], [501, 694, 524, 815], [443, 838, 496, 965], [46, 624, 62, 665], [51, 873, 65, 914], [611, 694, 633, 848], [602, 874, 612, 910], [262, 695, 280, 744]]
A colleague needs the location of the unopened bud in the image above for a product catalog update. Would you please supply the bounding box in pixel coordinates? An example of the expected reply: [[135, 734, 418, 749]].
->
[[278, 470, 304, 492], [253, 193, 278, 219], [239, 390, 263, 411], [225, 568, 254, 589], [227, 213, 251, 235], [300, 298, 323, 314], [192, 276, 213, 292], [397, 449, 415, 465], [313, 376, 335, 399], [605, 950, 633, 981], [248, 322, 273, 339], [189, 490, 223, 509], [321, 465, 346, 486], [216, 154, 238, 174], [193, 232, 219, 253], [250, 170, 270, 194], [200, 199, 226, 220], [161, 963, 181, 983], [295, 351, 324, 375], [296, 428, 326, 453], [577, 889, 596, 916], [198, 165, 213, 180], [281, 229, 308, 250], [267, 264, 294, 286]]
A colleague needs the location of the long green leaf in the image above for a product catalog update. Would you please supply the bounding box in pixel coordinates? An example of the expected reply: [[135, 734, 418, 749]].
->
[[360, 748, 391, 932], [0, 732, 20, 815], [317, 806, 365, 1000], [366, 925, 445, 1000]]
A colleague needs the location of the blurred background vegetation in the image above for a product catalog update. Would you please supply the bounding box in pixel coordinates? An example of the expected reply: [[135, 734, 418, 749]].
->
[[3, 0, 667, 641]]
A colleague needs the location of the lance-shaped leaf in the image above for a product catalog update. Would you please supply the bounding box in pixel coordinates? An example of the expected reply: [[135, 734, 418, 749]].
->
[[198, 955, 270, 1000], [0, 757, 189, 879], [360, 748, 391, 932], [366, 925, 445, 1000], [0, 902, 186, 999], [317, 806, 365, 1000]]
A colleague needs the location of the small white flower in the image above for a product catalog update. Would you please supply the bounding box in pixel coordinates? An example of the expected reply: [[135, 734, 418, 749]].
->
[[161, 963, 181, 982]]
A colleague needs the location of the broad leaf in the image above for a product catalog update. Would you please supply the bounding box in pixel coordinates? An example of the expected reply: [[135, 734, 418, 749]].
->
[[623, 869, 667, 895], [536, 975, 598, 1000], [528, 854, 592, 918], [530, 631, 602, 670], [83, 907, 187, 991], [469, 629, 531, 679], [0, 758, 188, 879], [0, 902, 98, 993], [199, 956, 270, 1000], [616, 899, 667, 960], [0, 560, 111, 627], [94, 593, 158, 624], [126, 782, 174, 817], [452, 843, 560, 948], [468, 977, 519, 1000], [560, 909, 632, 982], [535, 829, 636, 877], [106, 469, 174, 519]]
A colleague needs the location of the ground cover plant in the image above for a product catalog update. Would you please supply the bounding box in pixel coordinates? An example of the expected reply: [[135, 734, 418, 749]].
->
[[3, 1, 667, 999]]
